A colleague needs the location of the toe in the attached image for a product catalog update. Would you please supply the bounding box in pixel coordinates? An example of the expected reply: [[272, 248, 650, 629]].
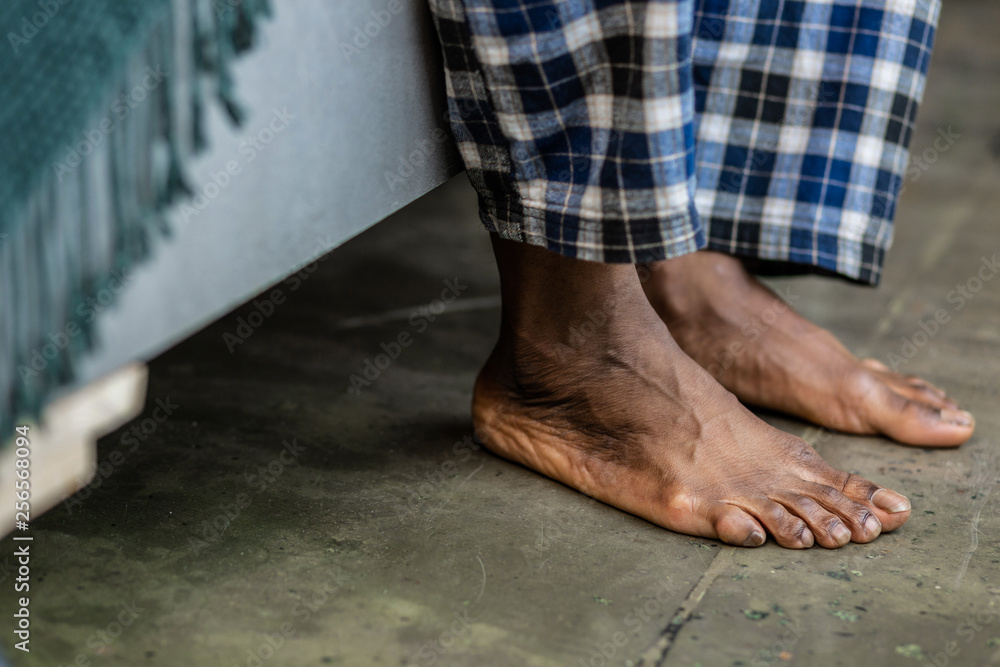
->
[[866, 382, 974, 447], [799, 480, 884, 543], [860, 359, 960, 410], [708, 503, 767, 547], [773, 492, 852, 548], [840, 473, 912, 533], [901, 376, 959, 408], [885, 376, 960, 410], [861, 358, 891, 373], [742, 498, 814, 548]]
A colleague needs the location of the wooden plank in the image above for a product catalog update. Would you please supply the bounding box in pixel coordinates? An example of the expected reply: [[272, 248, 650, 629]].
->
[[0, 364, 147, 538]]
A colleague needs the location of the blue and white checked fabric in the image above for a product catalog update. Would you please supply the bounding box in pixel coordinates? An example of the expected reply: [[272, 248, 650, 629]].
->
[[428, 0, 940, 284]]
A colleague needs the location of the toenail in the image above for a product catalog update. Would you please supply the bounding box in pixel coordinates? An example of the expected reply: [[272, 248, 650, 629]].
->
[[744, 531, 765, 547], [832, 523, 852, 544], [940, 409, 974, 427], [863, 514, 882, 537], [872, 489, 910, 514]]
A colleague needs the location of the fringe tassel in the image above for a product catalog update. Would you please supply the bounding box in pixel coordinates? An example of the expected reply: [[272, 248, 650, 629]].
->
[[0, 0, 272, 442]]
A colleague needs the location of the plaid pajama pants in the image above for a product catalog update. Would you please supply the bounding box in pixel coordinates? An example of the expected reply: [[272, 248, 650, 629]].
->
[[427, 0, 939, 284]]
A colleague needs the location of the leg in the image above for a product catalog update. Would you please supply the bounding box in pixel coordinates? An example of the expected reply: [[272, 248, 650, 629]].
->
[[638, 0, 972, 446], [640, 251, 974, 446], [473, 236, 911, 548], [429, 0, 915, 546]]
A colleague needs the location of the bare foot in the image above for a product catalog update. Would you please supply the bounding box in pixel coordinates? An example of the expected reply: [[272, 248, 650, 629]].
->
[[640, 251, 974, 447], [474, 238, 911, 548]]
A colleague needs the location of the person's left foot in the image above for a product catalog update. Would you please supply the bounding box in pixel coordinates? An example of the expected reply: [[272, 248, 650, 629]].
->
[[640, 251, 975, 447]]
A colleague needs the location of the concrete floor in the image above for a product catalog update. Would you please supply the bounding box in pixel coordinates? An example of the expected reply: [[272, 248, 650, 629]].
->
[[4, 0, 1000, 665]]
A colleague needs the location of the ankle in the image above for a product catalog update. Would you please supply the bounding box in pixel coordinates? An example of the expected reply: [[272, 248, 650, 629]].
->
[[492, 236, 653, 346], [642, 251, 755, 321]]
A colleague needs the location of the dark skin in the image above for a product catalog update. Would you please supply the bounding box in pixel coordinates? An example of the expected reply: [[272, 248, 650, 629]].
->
[[640, 250, 974, 447], [473, 237, 919, 549]]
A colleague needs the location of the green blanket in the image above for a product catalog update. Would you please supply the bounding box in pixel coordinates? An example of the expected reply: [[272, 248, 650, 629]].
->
[[0, 0, 271, 441]]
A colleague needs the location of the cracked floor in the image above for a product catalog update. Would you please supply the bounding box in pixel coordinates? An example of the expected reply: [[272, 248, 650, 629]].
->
[[2, 0, 999, 664]]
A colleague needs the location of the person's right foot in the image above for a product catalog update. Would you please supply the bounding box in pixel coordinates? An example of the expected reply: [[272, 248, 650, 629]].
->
[[474, 238, 911, 548]]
